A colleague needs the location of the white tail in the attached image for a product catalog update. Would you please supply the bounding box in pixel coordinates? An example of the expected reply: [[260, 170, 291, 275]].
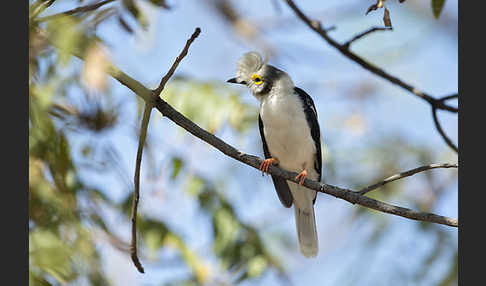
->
[[294, 205, 318, 257]]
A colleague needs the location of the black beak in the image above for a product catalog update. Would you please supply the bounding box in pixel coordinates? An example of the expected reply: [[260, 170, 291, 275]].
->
[[226, 78, 246, 85]]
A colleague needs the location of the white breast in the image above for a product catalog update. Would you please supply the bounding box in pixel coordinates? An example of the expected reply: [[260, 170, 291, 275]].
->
[[260, 91, 318, 181]]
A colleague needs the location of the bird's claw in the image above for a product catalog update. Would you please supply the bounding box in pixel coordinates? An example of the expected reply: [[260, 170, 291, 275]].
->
[[259, 158, 278, 176], [295, 169, 307, 186]]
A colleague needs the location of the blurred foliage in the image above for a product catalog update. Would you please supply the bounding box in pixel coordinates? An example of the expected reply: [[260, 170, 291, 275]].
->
[[184, 174, 286, 283], [432, 0, 447, 19], [163, 78, 258, 134], [29, 0, 457, 286], [29, 1, 275, 285]]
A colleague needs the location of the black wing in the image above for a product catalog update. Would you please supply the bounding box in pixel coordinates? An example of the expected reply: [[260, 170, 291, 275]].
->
[[258, 115, 293, 208], [295, 87, 322, 204]]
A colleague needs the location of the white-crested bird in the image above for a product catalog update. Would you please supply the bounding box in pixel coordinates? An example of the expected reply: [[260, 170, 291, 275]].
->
[[227, 51, 322, 257]]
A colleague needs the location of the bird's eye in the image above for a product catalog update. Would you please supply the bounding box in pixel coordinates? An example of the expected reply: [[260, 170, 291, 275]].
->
[[251, 74, 263, 85]]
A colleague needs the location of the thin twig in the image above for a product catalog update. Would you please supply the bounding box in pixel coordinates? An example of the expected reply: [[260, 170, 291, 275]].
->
[[129, 27, 201, 273], [153, 27, 201, 95], [439, 94, 458, 101], [432, 107, 458, 153], [358, 163, 458, 195], [343, 26, 392, 49], [283, 0, 457, 113], [37, 0, 116, 22], [130, 104, 151, 274]]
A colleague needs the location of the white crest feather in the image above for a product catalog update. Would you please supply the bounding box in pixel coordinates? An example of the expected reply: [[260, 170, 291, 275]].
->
[[236, 51, 263, 83]]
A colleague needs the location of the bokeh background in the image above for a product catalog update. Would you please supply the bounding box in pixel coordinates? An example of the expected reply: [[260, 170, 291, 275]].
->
[[29, 0, 458, 285]]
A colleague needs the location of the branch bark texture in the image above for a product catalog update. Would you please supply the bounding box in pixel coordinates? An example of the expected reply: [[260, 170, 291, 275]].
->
[[151, 97, 458, 227], [358, 163, 458, 195]]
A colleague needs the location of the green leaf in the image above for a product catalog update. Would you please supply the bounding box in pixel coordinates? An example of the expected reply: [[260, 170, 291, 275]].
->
[[171, 157, 183, 180], [46, 17, 83, 66], [30, 230, 76, 284], [247, 255, 267, 277], [185, 176, 205, 197], [432, 0, 446, 19], [163, 80, 257, 134]]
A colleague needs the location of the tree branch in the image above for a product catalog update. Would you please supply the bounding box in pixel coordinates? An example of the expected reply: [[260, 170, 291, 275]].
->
[[342, 26, 392, 49], [129, 27, 201, 273], [283, 0, 457, 113], [150, 96, 457, 227], [153, 28, 201, 96], [432, 107, 458, 153], [439, 94, 458, 102], [358, 163, 458, 195], [131, 103, 151, 274]]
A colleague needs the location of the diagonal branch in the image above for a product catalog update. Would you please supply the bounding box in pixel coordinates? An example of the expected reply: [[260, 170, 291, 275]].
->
[[153, 28, 201, 95], [283, 0, 457, 113], [343, 26, 392, 49], [150, 96, 458, 227], [358, 163, 458, 195], [439, 94, 458, 102]]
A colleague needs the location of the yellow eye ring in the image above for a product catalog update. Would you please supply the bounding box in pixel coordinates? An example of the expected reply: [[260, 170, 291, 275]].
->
[[251, 74, 263, 85]]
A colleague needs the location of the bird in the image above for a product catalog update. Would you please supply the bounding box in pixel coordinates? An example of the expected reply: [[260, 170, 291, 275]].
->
[[227, 51, 322, 257]]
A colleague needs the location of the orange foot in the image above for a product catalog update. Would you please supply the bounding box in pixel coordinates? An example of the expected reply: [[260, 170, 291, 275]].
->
[[295, 169, 307, 186], [259, 158, 279, 176]]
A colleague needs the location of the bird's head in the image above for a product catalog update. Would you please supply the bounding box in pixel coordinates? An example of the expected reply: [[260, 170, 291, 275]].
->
[[227, 51, 292, 100]]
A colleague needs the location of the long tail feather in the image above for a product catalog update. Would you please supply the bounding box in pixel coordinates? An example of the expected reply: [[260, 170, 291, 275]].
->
[[294, 205, 318, 257]]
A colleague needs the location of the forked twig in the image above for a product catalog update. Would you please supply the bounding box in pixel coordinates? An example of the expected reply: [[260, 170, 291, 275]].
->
[[130, 27, 201, 273]]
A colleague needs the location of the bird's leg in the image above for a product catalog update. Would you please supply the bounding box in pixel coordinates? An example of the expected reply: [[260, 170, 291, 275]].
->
[[295, 169, 307, 186], [259, 157, 279, 176]]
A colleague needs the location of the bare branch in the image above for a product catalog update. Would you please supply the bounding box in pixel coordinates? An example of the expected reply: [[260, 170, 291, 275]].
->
[[283, 0, 457, 113], [440, 94, 458, 102], [432, 107, 458, 153], [129, 27, 201, 273], [151, 96, 458, 227], [36, 0, 116, 22], [343, 26, 392, 49], [358, 163, 458, 195], [153, 27, 201, 96], [130, 104, 151, 274]]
